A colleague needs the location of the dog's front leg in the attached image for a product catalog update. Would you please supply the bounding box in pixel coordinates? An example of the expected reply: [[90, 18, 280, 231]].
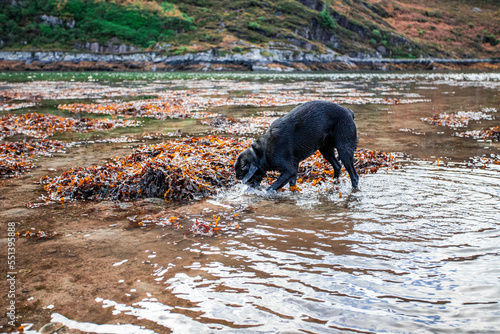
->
[[267, 168, 297, 192]]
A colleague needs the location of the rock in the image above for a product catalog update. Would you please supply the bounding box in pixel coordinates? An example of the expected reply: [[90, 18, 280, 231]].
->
[[376, 45, 387, 56], [303, 43, 313, 51], [39, 322, 65, 334], [472, 7, 482, 12], [39, 15, 75, 29], [252, 64, 277, 71], [90, 42, 100, 53], [39, 15, 63, 27], [140, 198, 165, 205], [0, 207, 32, 218], [298, 0, 325, 11]]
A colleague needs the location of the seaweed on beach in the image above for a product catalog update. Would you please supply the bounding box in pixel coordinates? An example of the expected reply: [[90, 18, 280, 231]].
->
[[456, 126, 500, 141], [0, 102, 37, 112], [467, 154, 500, 169], [422, 111, 494, 128], [58, 91, 219, 120], [41, 136, 250, 202], [0, 113, 141, 140], [15, 229, 57, 240], [40, 135, 401, 202], [0, 113, 140, 179], [0, 140, 66, 179]]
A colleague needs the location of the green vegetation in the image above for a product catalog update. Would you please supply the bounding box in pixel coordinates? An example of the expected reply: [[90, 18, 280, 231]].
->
[[372, 29, 382, 41], [484, 33, 498, 46], [0, 0, 194, 49], [319, 0, 337, 30], [248, 21, 260, 30]]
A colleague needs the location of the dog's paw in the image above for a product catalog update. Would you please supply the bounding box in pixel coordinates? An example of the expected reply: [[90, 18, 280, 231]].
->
[[264, 188, 280, 198], [244, 186, 266, 196]]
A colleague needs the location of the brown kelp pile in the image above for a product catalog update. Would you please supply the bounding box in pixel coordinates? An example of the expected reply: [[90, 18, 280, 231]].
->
[[40, 135, 400, 203], [467, 154, 500, 169], [58, 90, 219, 120], [422, 111, 494, 128], [131, 212, 242, 237], [0, 140, 66, 179], [0, 102, 37, 112], [58, 101, 218, 120], [0, 80, 157, 102], [421, 108, 498, 142], [457, 126, 500, 141], [55, 81, 430, 122], [41, 136, 250, 202], [0, 113, 140, 140], [15, 229, 57, 240], [0, 112, 142, 179]]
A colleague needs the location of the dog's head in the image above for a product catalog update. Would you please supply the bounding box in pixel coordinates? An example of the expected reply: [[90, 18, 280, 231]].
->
[[235, 144, 265, 188]]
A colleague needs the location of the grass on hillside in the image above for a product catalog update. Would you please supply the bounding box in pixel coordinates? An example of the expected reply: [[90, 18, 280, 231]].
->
[[0, 0, 194, 49]]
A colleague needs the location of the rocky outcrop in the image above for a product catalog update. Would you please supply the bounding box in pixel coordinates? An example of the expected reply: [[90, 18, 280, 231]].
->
[[73, 40, 139, 54], [0, 50, 498, 72]]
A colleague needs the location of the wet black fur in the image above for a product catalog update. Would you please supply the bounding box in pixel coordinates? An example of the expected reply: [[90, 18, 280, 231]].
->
[[235, 101, 359, 191]]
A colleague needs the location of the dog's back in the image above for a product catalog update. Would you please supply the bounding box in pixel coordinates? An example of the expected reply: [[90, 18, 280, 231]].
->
[[265, 101, 357, 164]]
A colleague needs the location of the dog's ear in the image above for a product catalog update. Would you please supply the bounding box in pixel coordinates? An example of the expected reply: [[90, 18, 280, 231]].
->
[[242, 164, 259, 184], [239, 142, 264, 184], [241, 145, 260, 183]]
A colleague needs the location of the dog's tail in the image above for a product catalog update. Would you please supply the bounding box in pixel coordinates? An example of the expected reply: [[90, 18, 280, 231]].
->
[[348, 107, 355, 120], [332, 106, 358, 150]]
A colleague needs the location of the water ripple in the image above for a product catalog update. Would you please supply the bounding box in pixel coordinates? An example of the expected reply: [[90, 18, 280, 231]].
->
[[56, 163, 499, 333]]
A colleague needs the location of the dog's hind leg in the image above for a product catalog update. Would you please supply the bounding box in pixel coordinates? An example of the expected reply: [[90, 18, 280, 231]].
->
[[319, 146, 342, 179], [337, 147, 359, 189]]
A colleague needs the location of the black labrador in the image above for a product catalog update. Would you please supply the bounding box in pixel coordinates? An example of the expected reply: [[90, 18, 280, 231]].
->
[[235, 101, 359, 191]]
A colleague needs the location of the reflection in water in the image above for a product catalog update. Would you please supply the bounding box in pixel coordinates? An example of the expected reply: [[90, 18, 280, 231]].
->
[[51, 163, 499, 333]]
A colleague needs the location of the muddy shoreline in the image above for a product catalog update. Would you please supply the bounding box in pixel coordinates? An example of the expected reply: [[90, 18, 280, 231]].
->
[[2, 60, 500, 72], [3, 60, 500, 72]]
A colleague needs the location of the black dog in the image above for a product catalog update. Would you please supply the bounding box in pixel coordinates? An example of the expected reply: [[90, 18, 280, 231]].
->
[[235, 101, 359, 191]]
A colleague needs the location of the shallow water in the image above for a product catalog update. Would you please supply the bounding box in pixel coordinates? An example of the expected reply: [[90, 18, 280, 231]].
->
[[70, 164, 500, 334], [1, 72, 499, 334]]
